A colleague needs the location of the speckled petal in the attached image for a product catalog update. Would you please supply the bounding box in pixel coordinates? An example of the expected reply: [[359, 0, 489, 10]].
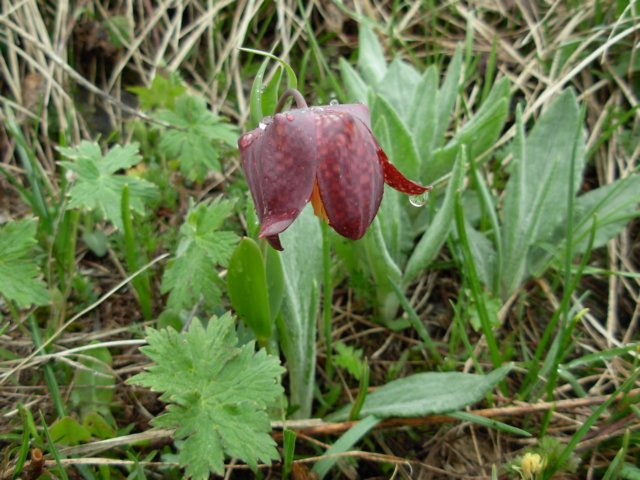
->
[[315, 110, 384, 240], [238, 111, 318, 250], [326, 103, 372, 129]]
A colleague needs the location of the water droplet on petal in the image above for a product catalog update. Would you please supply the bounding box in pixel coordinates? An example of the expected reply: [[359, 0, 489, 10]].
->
[[329, 99, 339, 106], [409, 191, 429, 207], [258, 122, 267, 130], [286, 113, 295, 121], [238, 133, 255, 148], [311, 106, 324, 113]]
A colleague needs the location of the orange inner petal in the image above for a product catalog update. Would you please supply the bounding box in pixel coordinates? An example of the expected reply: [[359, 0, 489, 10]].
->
[[310, 179, 329, 222]]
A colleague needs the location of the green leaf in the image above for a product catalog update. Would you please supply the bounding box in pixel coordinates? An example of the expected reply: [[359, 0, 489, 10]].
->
[[0, 219, 49, 308], [128, 74, 186, 110], [161, 199, 239, 310], [312, 416, 381, 479], [329, 364, 512, 421], [129, 314, 284, 478], [449, 411, 530, 437], [407, 66, 439, 165], [261, 67, 283, 117], [277, 207, 322, 418], [362, 217, 403, 321], [404, 148, 465, 284], [501, 105, 528, 298], [501, 90, 583, 297], [378, 58, 421, 118], [435, 45, 463, 150], [465, 223, 498, 291], [83, 412, 116, 439], [621, 463, 640, 480], [334, 342, 364, 380], [227, 238, 272, 343], [69, 346, 115, 420], [240, 48, 297, 127], [249, 56, 270, 127], [425, 78, 509, 183], [523, 90, 584, 242], [358, 26, 387, 86], [265, 246, 285, 323], [49, 416, 91, 446], [155, 95, 238, 182], [372, 94, 421, 181], [339, 58, 368, 103], [59, 141, 158, 230], [571, 174, 640, 254]]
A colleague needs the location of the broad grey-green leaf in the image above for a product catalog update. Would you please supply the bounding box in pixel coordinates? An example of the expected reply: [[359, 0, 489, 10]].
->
[[277, 206, 322, 418], [378, 58, 421, 119], [529, 174, 640, 277], [330, 364, 511, 421], [372, 94, 421, 181], [523, 90, 584, 244], [358, 26, 387, 86], [465, 223, 498, 290], [501, 90, 584, 297], [408, 66, 439, 166], [572, 174, 640, 252], [339, 58, 368, 103], [425, 92, 508, 183], [404, 148, 465, 284]]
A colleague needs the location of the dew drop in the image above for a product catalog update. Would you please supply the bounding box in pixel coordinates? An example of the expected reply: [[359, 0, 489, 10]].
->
[[409, 191, 429, 207], [238, 133, 255, 148], [329, 99, 339, 106], [258, 122, 267, 130], [311, 106, 324, 113]]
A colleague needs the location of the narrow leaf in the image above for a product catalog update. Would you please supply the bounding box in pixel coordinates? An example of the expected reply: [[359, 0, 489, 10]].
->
[[404, 148, 465, 284], [312, 416, 381, 479]]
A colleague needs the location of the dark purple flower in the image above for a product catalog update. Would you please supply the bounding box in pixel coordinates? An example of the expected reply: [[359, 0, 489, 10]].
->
[[238, 89, 430, 250]]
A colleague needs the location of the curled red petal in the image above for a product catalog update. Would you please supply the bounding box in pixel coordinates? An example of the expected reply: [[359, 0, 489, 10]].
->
[[238, 111, 318, 244], [263, 234, 283, 251], [378, 147, 432, 195], [315, 110, 384, 240]]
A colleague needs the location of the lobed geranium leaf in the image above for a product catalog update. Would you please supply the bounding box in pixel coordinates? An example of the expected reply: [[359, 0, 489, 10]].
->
[[129, 313, 284, 478], [155, 94, 238, 182], [161, 199, 238, 310], [0, 219, 49, 308], [59, 141, 158, 230]]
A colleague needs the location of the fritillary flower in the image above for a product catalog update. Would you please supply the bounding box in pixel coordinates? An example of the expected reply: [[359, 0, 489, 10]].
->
[[238, 89, 430, 250]]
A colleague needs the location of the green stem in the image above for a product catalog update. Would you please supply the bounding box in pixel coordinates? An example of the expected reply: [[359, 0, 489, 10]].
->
[[321, 220, 333, 379], [122, 185, 152, 320]]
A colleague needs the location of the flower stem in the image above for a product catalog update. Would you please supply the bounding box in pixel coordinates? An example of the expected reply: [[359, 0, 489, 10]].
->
[[275, 88, 308, 113], [321, 219, 333, 379]]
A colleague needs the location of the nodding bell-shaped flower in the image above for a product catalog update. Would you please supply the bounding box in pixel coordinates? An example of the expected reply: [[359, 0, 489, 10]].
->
[[238, 89, 431, 250]]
